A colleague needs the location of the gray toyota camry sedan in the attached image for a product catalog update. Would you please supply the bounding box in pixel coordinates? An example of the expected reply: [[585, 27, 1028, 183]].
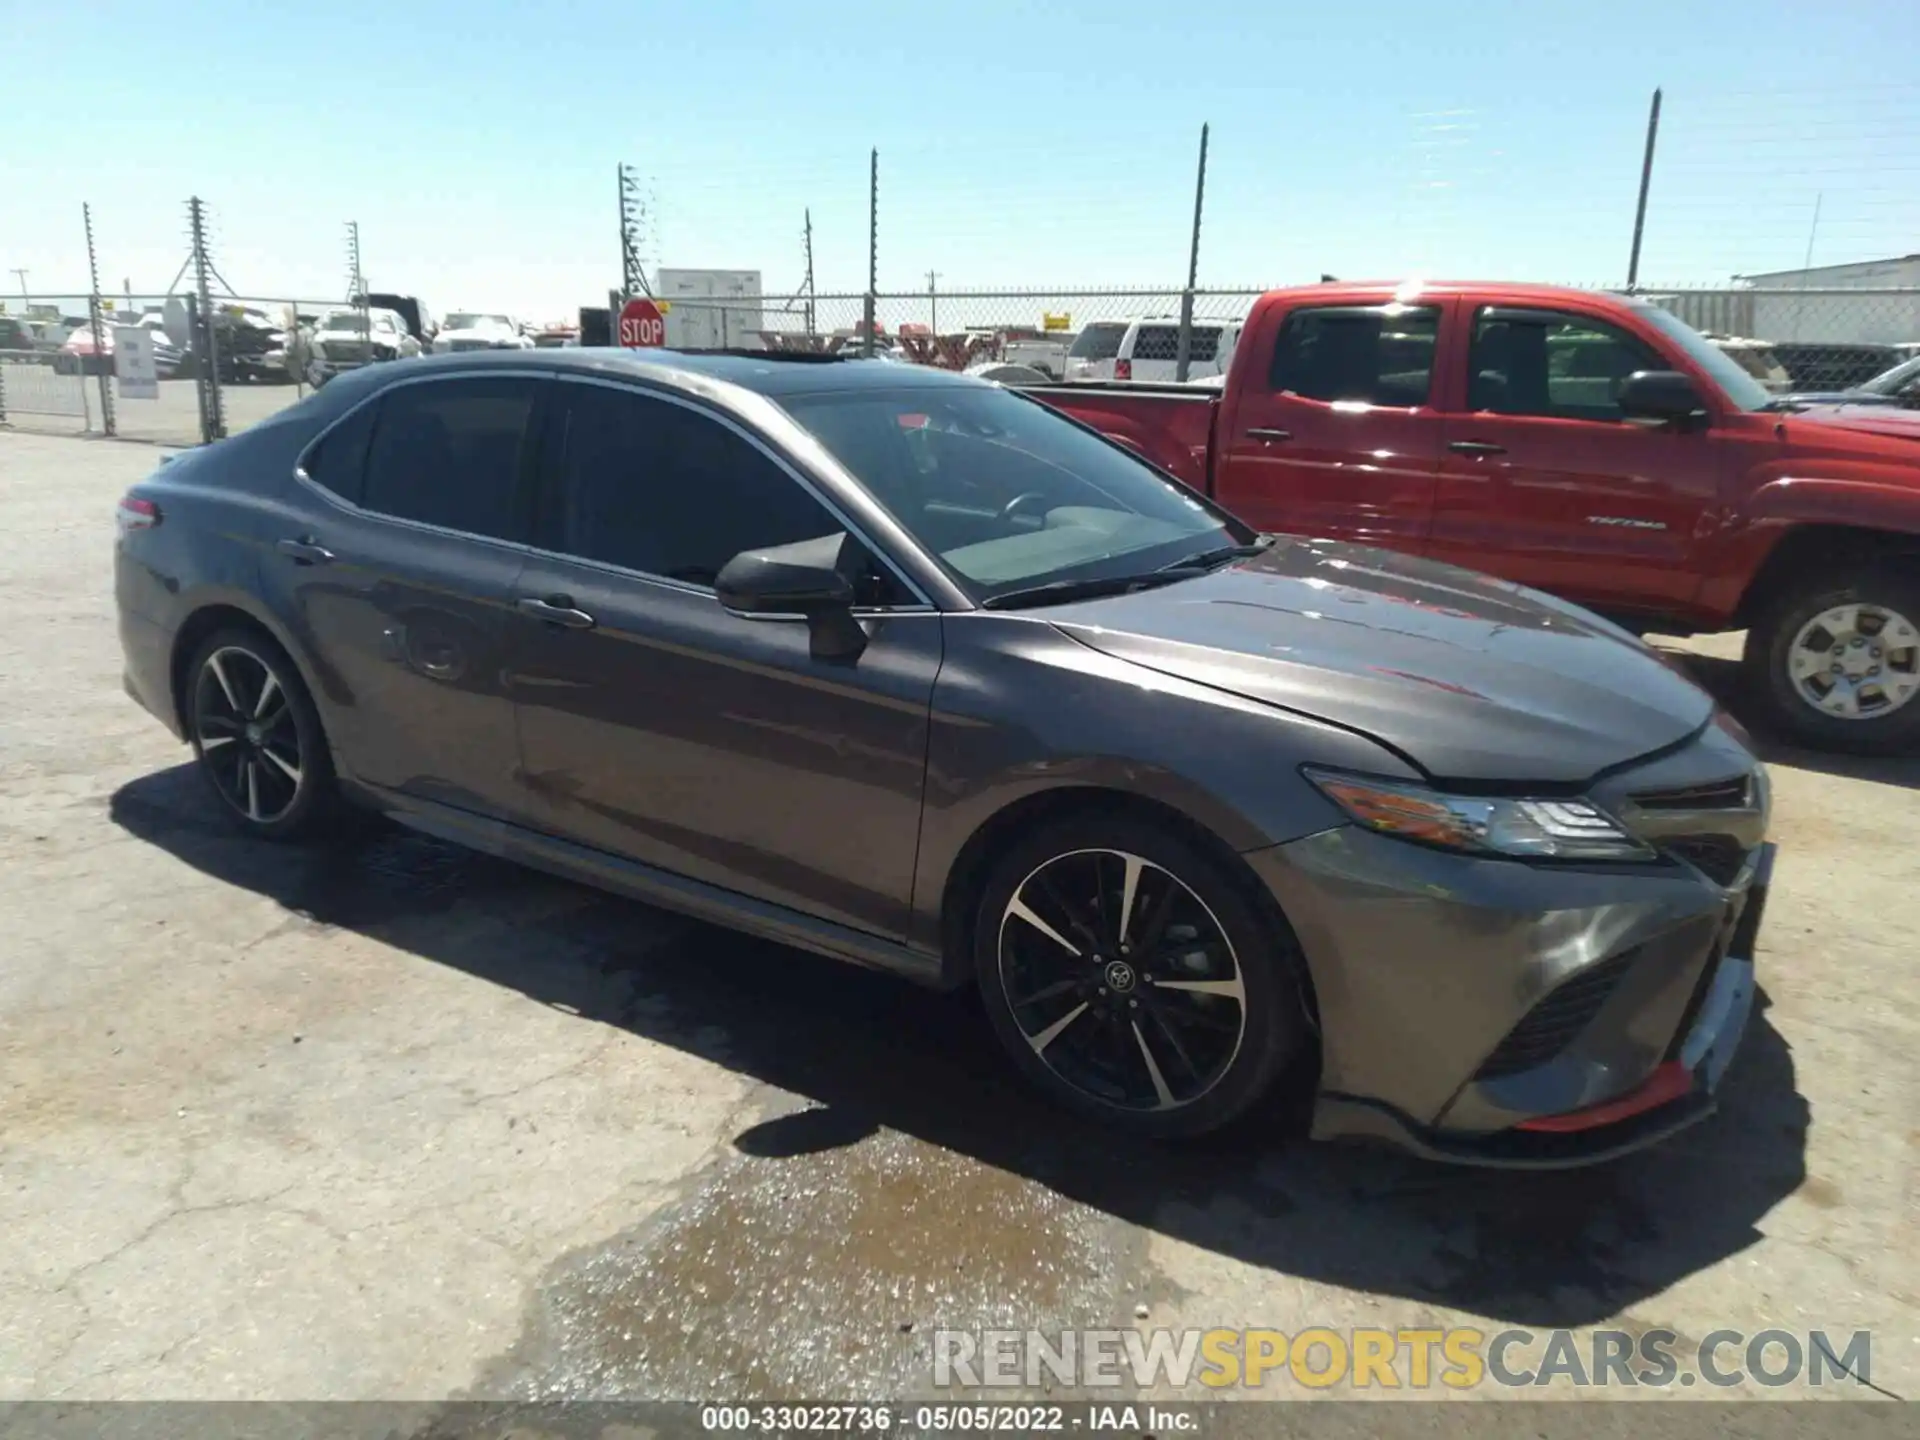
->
[[115, 349, 1774, 1163]]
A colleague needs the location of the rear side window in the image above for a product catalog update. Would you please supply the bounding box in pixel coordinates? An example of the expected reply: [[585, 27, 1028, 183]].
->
[[1067, 323, 1126, 360], [1268, 305, 1441, 406], [1469, 310, 1662, 420], [301, 399, 377, 504], [360, 377, 540, 539], [1129, 325, 1221, 363]]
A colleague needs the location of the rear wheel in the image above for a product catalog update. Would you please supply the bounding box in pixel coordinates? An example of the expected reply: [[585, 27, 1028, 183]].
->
[[973, 814, 1308, 1139], [1745, 565, 1920, 754], [186, 629, 338, 840]]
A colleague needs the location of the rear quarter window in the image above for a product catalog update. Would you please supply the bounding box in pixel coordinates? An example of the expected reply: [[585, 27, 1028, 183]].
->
[[299, 399, 378, 505]]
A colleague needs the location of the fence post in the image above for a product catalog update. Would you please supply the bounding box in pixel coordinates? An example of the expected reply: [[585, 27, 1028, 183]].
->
[[188, 198, 225, 442], [186, 295, 213, 443], [83, 203, 116, 437], [1175, 123, 1210, 384], [0, 361, 7, 425], [864, 148, 878, 358]]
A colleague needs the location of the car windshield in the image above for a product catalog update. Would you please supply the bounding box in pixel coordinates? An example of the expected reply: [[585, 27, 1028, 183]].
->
[[1639, 306, 1771, 411], [446, 313, 508, 329], [1067, 324, 1126, 360], [779, 384, 1251, 604], [1861, 354, 1920, 396]]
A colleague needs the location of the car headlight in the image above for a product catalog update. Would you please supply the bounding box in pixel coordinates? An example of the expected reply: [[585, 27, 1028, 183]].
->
[[1303, 767, 1654, 862]]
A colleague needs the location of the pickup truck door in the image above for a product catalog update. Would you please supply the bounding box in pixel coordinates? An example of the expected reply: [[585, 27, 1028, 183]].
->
[[1427, 304, 1726, 618], [1213, 299, 1448, 551]]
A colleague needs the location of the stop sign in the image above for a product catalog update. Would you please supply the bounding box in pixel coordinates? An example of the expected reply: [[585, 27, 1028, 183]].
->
[[618, 297, 666, 348]]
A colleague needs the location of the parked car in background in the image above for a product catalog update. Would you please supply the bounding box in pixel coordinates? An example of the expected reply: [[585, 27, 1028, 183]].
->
[[361, 293, 437, 350], [1768, 353, 1920, 411], [433, 312, 534, 353], [0, 316, 41, 356], [1062, 318, 1241, 383], [208, 305, 293, 384], [303, 307, 419, 388], [531, 324, 580, 348], [1770, 342, 1903, 392], [1036, 280, 1920, 755], [114, 348, 1771, 1160], [1706, 336, 1792, 395]]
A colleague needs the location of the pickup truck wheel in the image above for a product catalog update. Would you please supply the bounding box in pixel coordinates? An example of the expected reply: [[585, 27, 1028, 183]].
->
[[1746, 565, 1920, 754]]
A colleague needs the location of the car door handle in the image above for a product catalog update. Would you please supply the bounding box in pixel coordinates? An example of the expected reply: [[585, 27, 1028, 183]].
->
[[275, 537, 336, 565], [1447, 439, 1507, 456], [516, 596, 596, 629], [1245, 427, 1292, 442]]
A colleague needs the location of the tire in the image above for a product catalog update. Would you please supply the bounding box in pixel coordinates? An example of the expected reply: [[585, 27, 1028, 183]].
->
[[184, 627, 340, 840], [973, 812, 1308, 1139], [1743, 563, 1920, 754]]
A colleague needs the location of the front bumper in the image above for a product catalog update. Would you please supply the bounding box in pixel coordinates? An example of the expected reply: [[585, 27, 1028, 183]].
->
[[1248, 811, 1773, 1169]]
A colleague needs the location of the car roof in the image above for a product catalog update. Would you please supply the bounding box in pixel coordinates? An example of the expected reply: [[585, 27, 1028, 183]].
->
[[377, 346, 994, 397]]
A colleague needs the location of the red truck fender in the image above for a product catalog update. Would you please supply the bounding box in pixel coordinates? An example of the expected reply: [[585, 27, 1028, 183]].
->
[[1700, 475, 1920, 622], [1741, 475, 1920, 533]]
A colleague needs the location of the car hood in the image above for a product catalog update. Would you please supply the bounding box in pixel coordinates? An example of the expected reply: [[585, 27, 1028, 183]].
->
[[1043, 537, 1714, 784], [1785, 403, 1920, 443]]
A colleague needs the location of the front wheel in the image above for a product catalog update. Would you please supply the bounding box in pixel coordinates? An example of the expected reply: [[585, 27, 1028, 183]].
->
[[1744, 564, 1920, 754], [973, 814, 1309, 1139], [186, 629, 338, 839]]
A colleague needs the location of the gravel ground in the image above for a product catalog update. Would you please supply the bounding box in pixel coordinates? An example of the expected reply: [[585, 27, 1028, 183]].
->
[[0, 429, 1914, 1417]]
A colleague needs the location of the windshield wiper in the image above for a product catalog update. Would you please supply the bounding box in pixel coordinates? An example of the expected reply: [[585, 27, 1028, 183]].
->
[[981, 570, 1202, 610], [1158, 533, 1277, 571]]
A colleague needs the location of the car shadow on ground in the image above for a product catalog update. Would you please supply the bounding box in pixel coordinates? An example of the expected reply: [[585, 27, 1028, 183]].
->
[[112, 764, 1810, 1332], [1656, 646, 1920, 791]]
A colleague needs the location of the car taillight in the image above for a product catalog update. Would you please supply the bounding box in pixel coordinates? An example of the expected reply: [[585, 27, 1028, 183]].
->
[[117, 496, 161, 533], [1114, 357, 1132, 380]]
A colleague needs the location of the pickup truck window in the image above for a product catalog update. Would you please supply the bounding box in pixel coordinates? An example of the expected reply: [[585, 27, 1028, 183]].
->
[[1639, 305, 1770, 411], [1267, 305, 1440, 407], [1468, 309, 1662, 421], [781, 386, 1247, 601]]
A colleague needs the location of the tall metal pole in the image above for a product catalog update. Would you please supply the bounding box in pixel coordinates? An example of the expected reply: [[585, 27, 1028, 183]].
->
[[189, 197, 224, 441], [1174, 122, 1210, 383], [1625, 87, 1662, 293], [8, 269, 26, 304], [864, 149, 878, 358], [803, 208, 817, 337], [928, 271, 939, 334], [83, 203, 115, 436]]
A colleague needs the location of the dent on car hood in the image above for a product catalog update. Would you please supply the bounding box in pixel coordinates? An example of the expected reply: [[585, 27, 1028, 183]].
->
[[1045, 537, 1713, 785]]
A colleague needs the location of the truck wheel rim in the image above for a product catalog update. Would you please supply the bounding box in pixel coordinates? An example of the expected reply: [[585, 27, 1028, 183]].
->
[[1786, 603, 1920, 720], [997, 848, 1246, 1112]]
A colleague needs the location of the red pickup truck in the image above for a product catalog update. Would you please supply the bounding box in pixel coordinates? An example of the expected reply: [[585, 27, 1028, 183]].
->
[[1034, 281, 1920, 754]]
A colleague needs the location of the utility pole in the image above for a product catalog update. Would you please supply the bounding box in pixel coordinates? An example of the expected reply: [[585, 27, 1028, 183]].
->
[[1625, 87, 1662, 293], [188, 196, 224, 441], [803, 208, 816, 336], [83, 203, 115, 436], [8, 268, 26, 305], [618, 163, 652, 301], [927, 270, 939, 334], [864, 148, 878, 357], [1174, 122, 1210, 383]]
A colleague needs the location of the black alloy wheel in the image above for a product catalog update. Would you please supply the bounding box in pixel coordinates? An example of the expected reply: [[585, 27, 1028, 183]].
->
[[186, 629, 336, 839]]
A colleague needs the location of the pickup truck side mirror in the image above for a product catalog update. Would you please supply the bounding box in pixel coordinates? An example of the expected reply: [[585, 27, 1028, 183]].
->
[[716, 532, 867, 661], [1618, 370, 1707, 425]]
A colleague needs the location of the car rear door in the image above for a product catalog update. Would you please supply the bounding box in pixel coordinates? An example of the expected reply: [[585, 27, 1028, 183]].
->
[[1212, 297, 1449, 550], [505, 376, 942, 941], [266, 372, 544, 820], [1426, 303, 1726, 617]]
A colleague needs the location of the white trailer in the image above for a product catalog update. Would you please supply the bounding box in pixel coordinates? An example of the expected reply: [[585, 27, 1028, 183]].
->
[[656, 269, 764, 350]]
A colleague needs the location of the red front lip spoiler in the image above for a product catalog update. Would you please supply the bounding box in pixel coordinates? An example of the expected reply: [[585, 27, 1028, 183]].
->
[[1513, 1060, 1694, 1134]]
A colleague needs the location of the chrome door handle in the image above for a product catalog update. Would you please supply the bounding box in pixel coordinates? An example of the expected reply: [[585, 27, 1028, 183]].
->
[[1246, 427, 1292, 442], [276, 537, 336, 565], [516, 595, 596, 629], [1447, 439, 1506, 456]]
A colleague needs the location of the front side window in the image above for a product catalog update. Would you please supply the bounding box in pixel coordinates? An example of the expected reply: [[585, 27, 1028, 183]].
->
[[1469, 310, 1662, 421], [781, 384, 1248, 601], [548, 383, 847, 588], [1268, 305, 1440, 407], [360, 377, 539, 539]]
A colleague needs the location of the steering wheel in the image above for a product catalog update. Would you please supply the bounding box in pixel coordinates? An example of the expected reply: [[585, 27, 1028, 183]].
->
[[1000, 491, 1051, 526]]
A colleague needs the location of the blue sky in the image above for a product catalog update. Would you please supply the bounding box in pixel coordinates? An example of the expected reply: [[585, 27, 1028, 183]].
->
[[5, 0, 1916, 321]]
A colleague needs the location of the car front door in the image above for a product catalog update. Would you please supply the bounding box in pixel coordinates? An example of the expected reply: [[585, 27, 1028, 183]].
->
[[265, 372, 544, 820], [1426, 304, 1726, 618], [506, 378, 942, 941], [1214, 299, 1448, 551]]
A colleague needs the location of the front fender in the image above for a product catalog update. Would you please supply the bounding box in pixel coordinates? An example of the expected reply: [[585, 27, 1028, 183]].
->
[[1743, 475, 1920, 532]]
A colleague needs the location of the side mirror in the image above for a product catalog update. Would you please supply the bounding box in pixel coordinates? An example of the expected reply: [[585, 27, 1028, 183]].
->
[[715, 533, 866, 661], [1618, 370, 1706, 424]]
